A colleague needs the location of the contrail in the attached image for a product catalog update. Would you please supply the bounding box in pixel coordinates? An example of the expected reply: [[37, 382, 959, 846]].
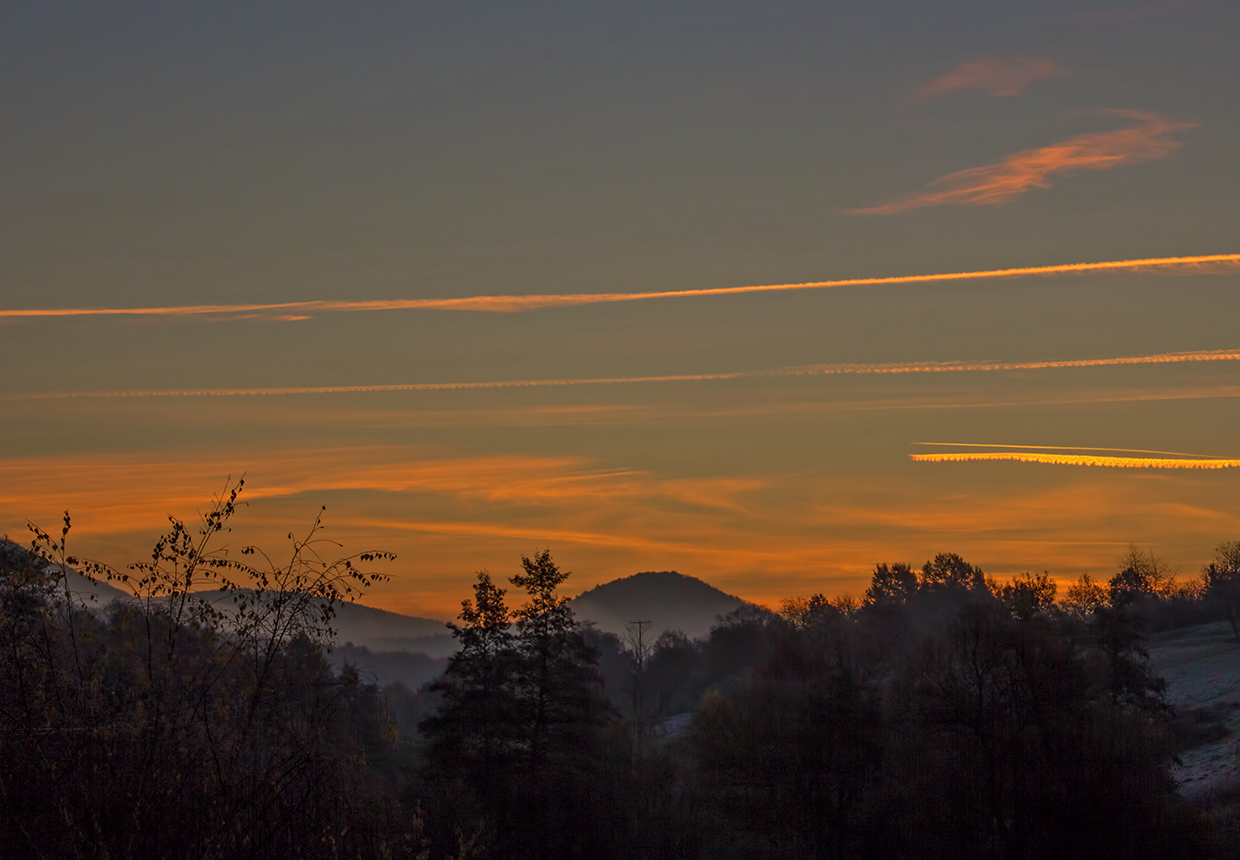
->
[[782, 346, 1240, 377], [11, 346, 1240, 400], [2, 253, 1238, 319], [913, 441, 1228, 458], [911, 452, 1240, 469], [13, 372, 754, 400]]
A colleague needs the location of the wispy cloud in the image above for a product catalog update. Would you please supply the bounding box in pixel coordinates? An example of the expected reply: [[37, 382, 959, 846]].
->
[[912, 452, 1240, 469], [12, 346, 1240, 401], [850, 111, 1197, 215], [0, 253, 1234, 320], [916, 57, 1063, 100], [0, 448, 765, 538], [0, 447, 775, 614]]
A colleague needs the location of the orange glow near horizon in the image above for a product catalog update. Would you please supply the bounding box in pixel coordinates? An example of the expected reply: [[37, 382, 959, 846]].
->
[[3, 443, 1238, 617], [0, 253, 1237, 320]]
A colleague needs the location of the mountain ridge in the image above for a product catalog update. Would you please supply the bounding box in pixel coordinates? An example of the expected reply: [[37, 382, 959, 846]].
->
[[4, 540, 743, 651]]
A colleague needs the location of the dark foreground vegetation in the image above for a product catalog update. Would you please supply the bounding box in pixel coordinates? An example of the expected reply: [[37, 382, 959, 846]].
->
[[4, 483, 1240, 859]]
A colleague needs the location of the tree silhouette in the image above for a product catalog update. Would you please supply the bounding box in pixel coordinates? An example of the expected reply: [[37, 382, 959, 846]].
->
[[998, 571, 1057, 621], [1062, 573, 1108, 618], [420, 550, 612, 860], [890, 602, 1187, 860], [693, 622, 881, 859], [2, 484, 398, 860], [420, 569, 521, 844], [919, 552, 987, 593], [863, 562, 917, 607], [1204, 541, 1240, 641]]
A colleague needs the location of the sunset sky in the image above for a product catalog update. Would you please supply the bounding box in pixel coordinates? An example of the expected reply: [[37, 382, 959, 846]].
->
[[3, 0, 1240, 617]]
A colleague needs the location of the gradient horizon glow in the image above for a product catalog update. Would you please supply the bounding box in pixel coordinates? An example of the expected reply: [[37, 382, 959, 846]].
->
[[3, 0, 1239, 617]]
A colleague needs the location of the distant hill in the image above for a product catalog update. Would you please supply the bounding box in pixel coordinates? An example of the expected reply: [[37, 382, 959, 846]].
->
[[327, 601, 455, 656], [5, 541, 746, 653], [64, 568, 132, 605], [331, 643, 449, 689], [201, 592, 455, 657], [0, 539, 456, 656], [570, 571, 747, 640], [0, 539, 132, 605]]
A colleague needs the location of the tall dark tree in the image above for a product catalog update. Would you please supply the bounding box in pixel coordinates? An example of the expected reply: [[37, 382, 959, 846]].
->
[[1204, 540, 1240, 641], [511, 550, 602, 773], [643, 629, 706, 719], [919, 552, 987, 593], [1090, 600, 1168, 711], [863, 562, 917, 607], [702, 604, 778, 684], [509, 551, 613, 858], [693, 623, 881, 860], [419, 570, 521, 847], [419, 551, 613, 860], [998, 572, 1057, 621]]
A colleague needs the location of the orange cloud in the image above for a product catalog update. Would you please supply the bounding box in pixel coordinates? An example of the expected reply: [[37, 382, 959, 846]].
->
[[0, 447, 781, 614], [0, 448, 765, 539], [916, 57, 1063, 100], [851, 111, 1197, 215], [0, 252, 1235, 319], [912, 452, 1240, 469], [13, 346, 1240, 401]]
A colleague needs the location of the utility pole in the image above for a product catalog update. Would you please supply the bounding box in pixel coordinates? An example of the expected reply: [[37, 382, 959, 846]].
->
[[625, 620, 652, 720]]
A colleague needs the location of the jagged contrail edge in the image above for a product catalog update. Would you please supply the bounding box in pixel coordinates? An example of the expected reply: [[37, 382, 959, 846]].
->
[[912, 441, 1227, 458], [912, 452, 1240, 469]]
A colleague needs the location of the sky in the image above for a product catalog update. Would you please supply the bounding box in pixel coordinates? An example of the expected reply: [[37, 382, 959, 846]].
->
[[3, 0, 1240, 618]]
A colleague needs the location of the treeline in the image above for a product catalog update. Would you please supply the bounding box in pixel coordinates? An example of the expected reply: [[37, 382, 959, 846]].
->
[[408, 548, 1236, 860], [3, 486, 1240, 859]]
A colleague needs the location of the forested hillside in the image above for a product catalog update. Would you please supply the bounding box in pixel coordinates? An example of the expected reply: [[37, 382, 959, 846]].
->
[[4, 486, 1240, 859]]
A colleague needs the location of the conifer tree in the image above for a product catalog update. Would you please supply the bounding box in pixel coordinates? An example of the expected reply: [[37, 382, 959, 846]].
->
[[511, 549, 607, 774], [421, 571, 520, 788]]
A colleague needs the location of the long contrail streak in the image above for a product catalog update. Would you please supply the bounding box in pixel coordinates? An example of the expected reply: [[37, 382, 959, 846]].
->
[[12, 346, 1240, 400], [913, 441, 1228, 458], [3, 253, 1238, 319], [912, 452, 1240, 469]]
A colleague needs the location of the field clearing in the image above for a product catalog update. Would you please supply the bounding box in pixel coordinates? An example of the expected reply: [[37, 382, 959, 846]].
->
[[1150, 622, 1240, 799]]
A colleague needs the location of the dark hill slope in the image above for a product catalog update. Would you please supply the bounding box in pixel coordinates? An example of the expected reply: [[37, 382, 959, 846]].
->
[[570, 570, 747, 640], [200, 591, 455, 657], [327, 601, 454, 656], [0, 541, 456, 656], [1, 539, 131, 605]]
